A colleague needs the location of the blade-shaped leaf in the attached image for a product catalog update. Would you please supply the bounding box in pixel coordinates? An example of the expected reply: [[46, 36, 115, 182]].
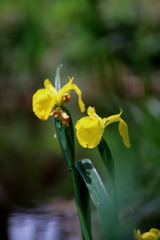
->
[[76, 158, 118, 240], [54, 107, 92, 240], [71, 168, 92, 240], [98, 138, 115, 181], [54, 107, 74, 170], [98, 138, 118, 219]]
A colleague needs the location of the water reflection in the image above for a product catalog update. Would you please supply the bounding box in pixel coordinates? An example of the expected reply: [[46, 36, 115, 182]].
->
[[8, 202, 81, 240]]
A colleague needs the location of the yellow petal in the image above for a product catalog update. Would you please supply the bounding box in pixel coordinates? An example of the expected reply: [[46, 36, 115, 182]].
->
[[104, 109, 123, 127], [87, 106, 101, 119], [141, 232, 158, 240], [150, 229, 159, 235], [75, 117, 103, 148], [87, 106, 105, 131], [119, 120, 131, 148], [32, 89, 55, 120], [71, 84, 85, 112], [44, 79, 57, 93], [61, 77, 74, 90], [87, 106, 96, 117], [104, 109, 131, 148], [134, 229, 142, 240], [57, 77, 74, 105], [59, 77, 85, 112]]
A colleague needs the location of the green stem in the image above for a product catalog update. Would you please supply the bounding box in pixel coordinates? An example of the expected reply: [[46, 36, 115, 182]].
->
[[54, 105, 91, 239], [71, 167, 91, 240]]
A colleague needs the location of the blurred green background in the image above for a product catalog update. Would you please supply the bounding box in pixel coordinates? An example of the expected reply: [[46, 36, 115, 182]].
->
[[0, 0, 160, 235]]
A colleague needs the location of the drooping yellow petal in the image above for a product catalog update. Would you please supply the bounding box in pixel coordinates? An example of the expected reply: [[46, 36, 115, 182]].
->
[[104, 109, 131, 148], [70, 83, 85, 112], [32, 89, 55, 120], [119, 120, 131, 148], [75, 117, 103, 148]]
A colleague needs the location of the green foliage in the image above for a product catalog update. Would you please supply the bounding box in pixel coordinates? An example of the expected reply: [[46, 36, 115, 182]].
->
[[54, 95, 91, 240], [98, 138, 115, 181], [76, 158, 118, 240], [70, 168, 92, 240]]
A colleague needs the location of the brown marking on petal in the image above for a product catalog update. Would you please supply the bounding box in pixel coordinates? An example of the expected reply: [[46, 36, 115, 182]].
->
[[50, 108, 70, 127], [62, 91, 72, 103], [60, 111, 70, 121]]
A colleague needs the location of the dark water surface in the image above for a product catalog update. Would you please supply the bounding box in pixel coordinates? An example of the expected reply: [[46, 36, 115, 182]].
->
[[8, 203, 81, 240]]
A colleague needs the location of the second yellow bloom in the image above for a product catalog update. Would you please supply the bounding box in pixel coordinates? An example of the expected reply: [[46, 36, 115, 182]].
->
[[75, 106, 130, 149], [134, 228, 160, 240]]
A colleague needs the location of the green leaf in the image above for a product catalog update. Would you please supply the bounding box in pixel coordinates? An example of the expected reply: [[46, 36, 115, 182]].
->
[[54, 106, 74, 170], [78, 173, 92, 239], [98, 138, 115, 181], [76, 158, 118, 240], [71, 168, 92, 240], [54, 106, 92, 240], [98, 138, 119, 224]]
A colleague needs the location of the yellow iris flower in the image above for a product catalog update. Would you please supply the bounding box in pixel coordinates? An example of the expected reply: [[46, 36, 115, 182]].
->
[[32, 77, 85, 120], [134, 228, 160, 240], [75, 106, 130, 149]]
